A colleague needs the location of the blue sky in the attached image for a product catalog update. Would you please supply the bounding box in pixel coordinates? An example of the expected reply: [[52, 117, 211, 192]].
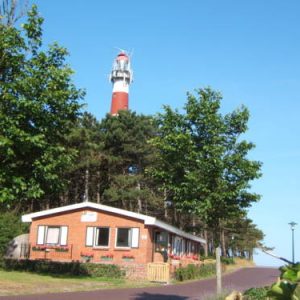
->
[[31, 0, 300, 266]]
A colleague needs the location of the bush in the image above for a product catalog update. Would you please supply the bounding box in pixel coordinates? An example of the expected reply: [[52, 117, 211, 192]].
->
[[200, 255, 215, 261], [1, 259, 124, 278], [221, 257, 235, 265], [243, 287, 269, 299], [175, 263, 216, 281], [0, 212, 28, 257]]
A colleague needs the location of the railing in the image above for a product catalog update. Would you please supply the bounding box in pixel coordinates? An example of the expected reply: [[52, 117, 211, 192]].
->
[[20, 243, 30, 259], [30, 244, 74, 260]]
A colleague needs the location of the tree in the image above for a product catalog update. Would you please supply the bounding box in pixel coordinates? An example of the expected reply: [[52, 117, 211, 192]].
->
[[0, 211, 27, 256], [0, 5, 84, 208], [99, 110, 162, 215], [0, 0, 28, 27], [149, 88, 262, 244], [229, 218, 264, 259], [65, 112, 103, 204]]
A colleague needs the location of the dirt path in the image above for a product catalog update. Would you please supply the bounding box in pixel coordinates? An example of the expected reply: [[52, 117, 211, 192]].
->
[[0, 267, 279, 300]]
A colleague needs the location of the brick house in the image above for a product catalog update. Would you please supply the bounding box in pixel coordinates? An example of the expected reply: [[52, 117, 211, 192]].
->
[[22, 202, 206, 277]]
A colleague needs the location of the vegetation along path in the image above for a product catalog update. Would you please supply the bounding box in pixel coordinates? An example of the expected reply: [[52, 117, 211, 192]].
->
[[1, 267, 279, 300]]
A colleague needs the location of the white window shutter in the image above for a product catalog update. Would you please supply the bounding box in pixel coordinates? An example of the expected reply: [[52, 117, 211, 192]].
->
[[86, 227, 94, 246], [37, 226, 45, 245], [131, 228, 139, 248], [60, 226, 68, 246]]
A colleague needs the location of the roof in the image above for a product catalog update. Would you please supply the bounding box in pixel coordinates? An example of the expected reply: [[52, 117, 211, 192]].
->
[[22, 201, 206, 244]]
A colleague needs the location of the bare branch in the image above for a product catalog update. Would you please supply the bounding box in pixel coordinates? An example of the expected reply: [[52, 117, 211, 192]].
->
[[0, 0, 28, 26]]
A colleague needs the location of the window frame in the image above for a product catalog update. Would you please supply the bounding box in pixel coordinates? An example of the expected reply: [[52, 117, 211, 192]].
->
[[36, 225, 68, 246], [115, 227, 140, 249], [85, 226, 110, 248], [94, 227, 110, 248], [45, 226, 60, 245], [115, 227, 131, 248]]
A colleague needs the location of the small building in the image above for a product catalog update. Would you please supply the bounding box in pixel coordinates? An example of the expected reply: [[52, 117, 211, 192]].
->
[[22, 202, 206, 278]]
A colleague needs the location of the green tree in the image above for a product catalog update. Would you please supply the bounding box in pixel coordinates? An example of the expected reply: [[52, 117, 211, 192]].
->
[[65, 112, 103, 204], [228, 218, 264, 259], [0, 211, 27, 256], [149, 88, 262, 244], [99, 110, 162, 215], [0, 5, 84, 208]]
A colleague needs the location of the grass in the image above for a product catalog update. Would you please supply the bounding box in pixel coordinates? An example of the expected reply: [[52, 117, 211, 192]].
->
[[0, 258, 255, 296], [0, 270, 157, 296]]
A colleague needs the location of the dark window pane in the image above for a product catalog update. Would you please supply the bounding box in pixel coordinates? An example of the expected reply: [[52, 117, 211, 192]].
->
[[117, 228, 130, 247], [96, 227, 109, 246], [155, 231, 168, 252]]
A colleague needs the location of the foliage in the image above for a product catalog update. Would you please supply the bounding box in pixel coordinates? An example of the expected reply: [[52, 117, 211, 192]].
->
[[220, 257, 235, 265], [1, 259, 124, 278], [65, 112, 103, 203], [175, 263, 216, 281], [99, 110, 162, 214], [0, 212, 27, 257], [149, 88, 262, 243], [0, 5, 84, 206], [243, 287, 269, 299], [226, 216, 264, 260], [267, 264, 300, 299]]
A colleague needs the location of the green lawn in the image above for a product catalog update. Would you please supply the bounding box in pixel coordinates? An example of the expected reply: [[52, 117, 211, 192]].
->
[[0, 270, 157, 296]]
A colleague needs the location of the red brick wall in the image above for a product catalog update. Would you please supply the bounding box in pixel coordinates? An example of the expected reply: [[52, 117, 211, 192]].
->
[[29, 208, 154, 265]]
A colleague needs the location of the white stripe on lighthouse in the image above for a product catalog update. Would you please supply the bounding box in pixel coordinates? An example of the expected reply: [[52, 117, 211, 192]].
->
[[112, 80, 129, 93]]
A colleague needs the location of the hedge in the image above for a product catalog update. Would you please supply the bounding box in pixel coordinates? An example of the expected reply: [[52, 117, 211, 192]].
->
[[175, 263, 216, 281], [1, 259, 124, 278], [220, 257, 235, 265]]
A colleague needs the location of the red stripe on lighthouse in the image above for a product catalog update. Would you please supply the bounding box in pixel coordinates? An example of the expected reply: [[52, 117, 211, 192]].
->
[[111, 92, 129, 115]]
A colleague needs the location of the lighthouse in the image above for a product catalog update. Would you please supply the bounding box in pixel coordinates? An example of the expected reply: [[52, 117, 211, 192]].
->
[[110, 51, 133, 115]]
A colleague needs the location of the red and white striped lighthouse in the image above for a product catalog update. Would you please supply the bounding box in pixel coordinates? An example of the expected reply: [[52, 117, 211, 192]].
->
[[110, 51, 133, 116]]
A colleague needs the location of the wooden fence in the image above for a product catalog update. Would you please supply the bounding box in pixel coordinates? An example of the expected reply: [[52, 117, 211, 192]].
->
[[147, 262, 170, 283]]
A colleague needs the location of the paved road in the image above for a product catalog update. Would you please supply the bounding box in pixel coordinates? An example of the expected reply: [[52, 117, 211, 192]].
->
[[1, 267, 279, 300]]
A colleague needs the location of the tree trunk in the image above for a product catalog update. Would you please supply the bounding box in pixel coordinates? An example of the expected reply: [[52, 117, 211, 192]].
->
[[221, 229, 226, 257], [137, 181, 142, 213], [204, 230, 208, 256], [163, 188, 168, 219], [249, 250, 253, 261], [192, 217, 196, 235], [96, 171, 101, 203], [84, 168, 89, 202]]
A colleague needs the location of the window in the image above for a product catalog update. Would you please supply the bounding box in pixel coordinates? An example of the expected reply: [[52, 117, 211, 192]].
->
[[172, 236, 182, 255], [155, 231, 168, 252], [115, 228, 139, 248], [116, 228, 130, 247], [86, 227, 110, 247], [46, 227, 60, 244], [37, 225, 68, 246], [95, 227, 109, 247]]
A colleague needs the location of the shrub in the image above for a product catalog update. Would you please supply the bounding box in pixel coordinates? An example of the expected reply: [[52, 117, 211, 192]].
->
[[0, 212, 28, 257], [220, 257, 235, 265], [175, 263, 216, 281], [200, 255, 215, 261], [243, 287, 269, 299], [1, 259, 124, 278]]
